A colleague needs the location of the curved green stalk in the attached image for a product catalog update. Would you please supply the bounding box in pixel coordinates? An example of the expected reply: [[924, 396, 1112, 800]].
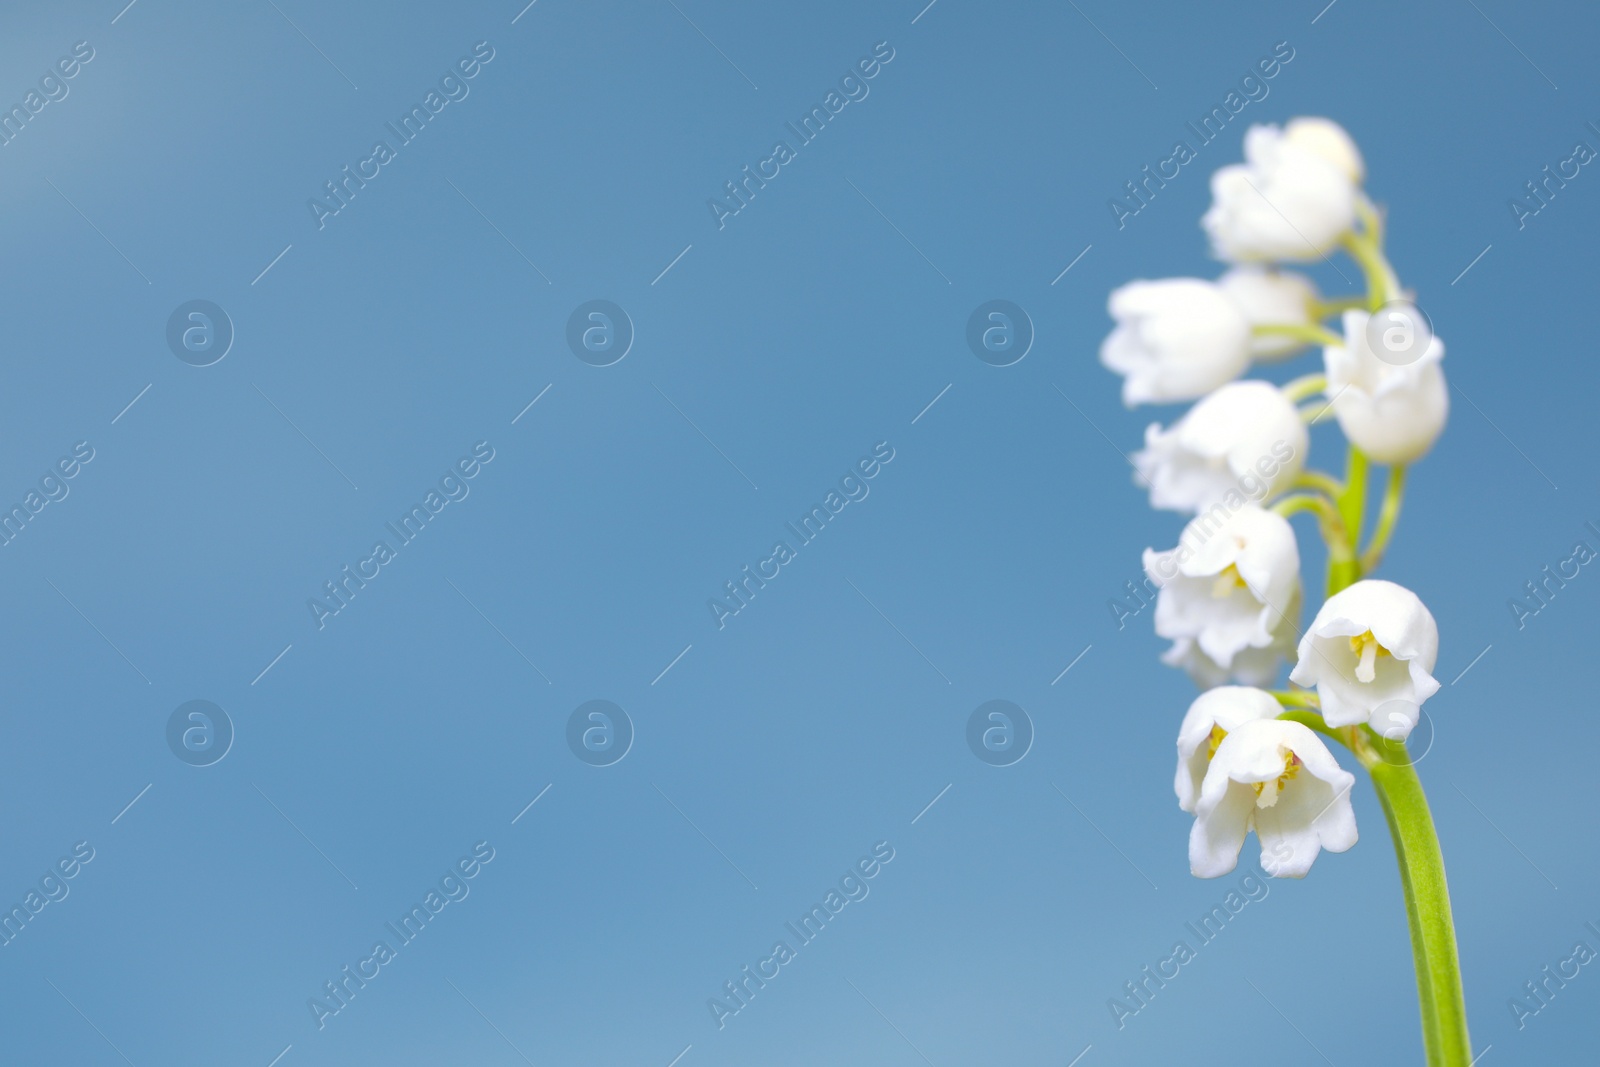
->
[[1253, 322, 1344, 347], [1271, 493, 1341, 527], [1361, 465, 1407, 573], [1283, 372, 1329, 403], [1300, 400, 1339, 426], [1357, 195, 1386, 250], [1337, 228, 1401, 307], [1337, 447, 1368, 541], [1291, 469, 1345, 499], [1267, 688, 1319, 710], [1328, 447, 1368, 596], [1271, 706, 1474, 1065], [1312, 294, 1369, 318], [1275, 709, 1342, 742], [1355, 730, 1473, 1066], [1275, 492, 1356, 582], [1316, 427, 1469, 1062]]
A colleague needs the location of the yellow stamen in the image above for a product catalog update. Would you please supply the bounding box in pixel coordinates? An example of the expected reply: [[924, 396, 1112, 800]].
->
[[1349, 630, 1389, 683], [1211, 563, 1249, 598], [1253, 751, 1302, 808], [1207, 723, 1228, 759]]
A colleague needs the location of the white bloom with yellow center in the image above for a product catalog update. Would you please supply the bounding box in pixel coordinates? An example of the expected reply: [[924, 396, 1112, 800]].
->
[[1175, 686, 1282, 814], [1143, 504, 1302, 686], [1133, 380, 1308, 514], [1288, 579, 1441, 738], [1190, 718, 1358, 879]]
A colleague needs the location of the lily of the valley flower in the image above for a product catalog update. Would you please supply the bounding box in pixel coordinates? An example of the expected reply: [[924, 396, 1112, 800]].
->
[[1325, 309, 1449, 464], [1203, 119, 1361, 263], [1144, 504, 1302, 688], [1100, 278, 1252, 405], [1217, 266, 1321, 361], [1132, 380, 1308, 513], [1280, 116, 1366, 184], [1288, 579, 1441, 739], [1157, 638, 1298, 692], [1175, 686, 1282, 814], [1190, 718, 1358, 879]]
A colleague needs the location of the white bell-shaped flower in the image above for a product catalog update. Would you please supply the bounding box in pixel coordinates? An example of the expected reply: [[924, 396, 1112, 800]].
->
[[1144, 504, 1302, 687], [1157, 636, 1297, 691], [1175, 686, 1282, 814], [1217, 266, 1321, 361], [1288, 579, 1441, 739], [1190, 718, 1358, 878], [1132, 380, 1308, 513], [1100, 278, 1252, 405], [1324, 309, 1449, 464], [1282, 117, 1365, 183], [1202, 120, 1360, 262]]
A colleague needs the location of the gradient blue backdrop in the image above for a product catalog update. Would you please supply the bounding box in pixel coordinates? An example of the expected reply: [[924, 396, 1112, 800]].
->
[[1, 0, 1595, 1064]]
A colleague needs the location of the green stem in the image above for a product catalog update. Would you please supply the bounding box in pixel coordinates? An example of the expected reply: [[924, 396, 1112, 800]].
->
[[1308, 206, 1472, 1064], [1275, 709, 1343, 739], [1339, 231, 1396, 310], [1276, 493, 1356, 586], [1357, 195, 1385, 250], [1312, 295, 1369, 319], [1328, 447, 1368, 596], [1271, 493, 1340, 525], [1299, 399, 1339, 426], [1355, 730, 1473, 1066], [1337, 447, 1368, 546], [1327, 557, 1362, 599], [1283, 373, 1329, 404], [1360, 465, 1407, 573], [1272, 717, 1474, 1063], [1252, 322, 1343, 347], [1291, 469, 1345, 499]]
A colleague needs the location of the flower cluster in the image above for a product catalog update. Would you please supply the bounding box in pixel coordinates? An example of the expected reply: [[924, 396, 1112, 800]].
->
[[1101, 118, 1449, 880]]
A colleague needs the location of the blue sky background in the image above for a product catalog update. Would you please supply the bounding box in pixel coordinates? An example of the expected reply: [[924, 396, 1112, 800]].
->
[[1, 0, 1597, 1064]]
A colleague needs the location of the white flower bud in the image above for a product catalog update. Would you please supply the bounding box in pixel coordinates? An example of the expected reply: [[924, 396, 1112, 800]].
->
[[1133, 381, 1308, 513], [1101, 278, 1251, 405], [1325, 309, 1449, 465], [1217, 266, 1321, 361], [1283, 117, 1365, 183], [1203, 121, 1360, 262]]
